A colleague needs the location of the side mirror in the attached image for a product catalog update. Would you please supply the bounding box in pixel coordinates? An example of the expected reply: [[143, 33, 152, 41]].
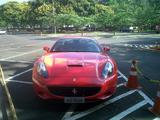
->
[[43, 46, 50, 52], [103, 47, 110, 52]]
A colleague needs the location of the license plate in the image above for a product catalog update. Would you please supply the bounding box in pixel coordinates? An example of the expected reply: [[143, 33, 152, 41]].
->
[[64, 97, 85, 103]]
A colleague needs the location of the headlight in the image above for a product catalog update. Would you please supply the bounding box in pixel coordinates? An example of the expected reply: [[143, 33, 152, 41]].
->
[[37, 62, 48, 78], [102, 62, 113, 79]]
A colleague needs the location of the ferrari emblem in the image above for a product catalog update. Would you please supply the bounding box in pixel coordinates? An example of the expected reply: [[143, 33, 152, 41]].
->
[[73, 78, 76, 82], [72, 88, 77, 95]]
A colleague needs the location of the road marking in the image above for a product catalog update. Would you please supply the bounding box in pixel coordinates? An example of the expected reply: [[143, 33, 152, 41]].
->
[[118, 70, 128, 81], [135, 45, 138, 48], [0, 48, 18, 52], [0, 59, 33, 64], [118, 70, 154, 105], [6, 68, 32, 81], [153, 118, 160, 120], [0, 45, 38, 52], [118, 75, 122, 79], [145, 45, 149, 48], [137, 90, 154, 106], [0, 42, 40, 51], [124, 44, 128, 47], [0, 43, 20, 47], [115, 36, 119, 41], [61, 104, 77, 120], [0, 49, 41, 61], [109, 100, 147, 120], [123, 44, 155, 50], [0, 39, 45, 49], [117, 83, 124, 88], [5, 80, 33, 85], [66, 90, 136, 120], [0, 110, 2, 120]]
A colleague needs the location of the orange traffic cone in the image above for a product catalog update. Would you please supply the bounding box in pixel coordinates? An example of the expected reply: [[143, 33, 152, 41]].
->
[[125, 60, 142, 89], [149, 85, 160, 116]]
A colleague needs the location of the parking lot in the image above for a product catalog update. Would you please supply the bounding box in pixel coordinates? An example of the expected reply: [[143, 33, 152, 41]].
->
[[0, 33, 160, 120]]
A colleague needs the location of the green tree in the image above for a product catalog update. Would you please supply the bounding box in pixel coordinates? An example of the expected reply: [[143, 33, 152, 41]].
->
[[1, 2, 30, 29], [0, 0, 159, 32], [34, 3, 53, 32], [94, 4, 114, 30], [0, 6, 7, 27]]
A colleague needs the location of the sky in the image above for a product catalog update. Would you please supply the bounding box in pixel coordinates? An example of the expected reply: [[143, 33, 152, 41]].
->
[[0, 0, 30, 5]]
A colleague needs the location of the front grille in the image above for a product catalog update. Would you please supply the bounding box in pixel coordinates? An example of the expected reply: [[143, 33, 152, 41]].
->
[[48, 86, 101, 97]]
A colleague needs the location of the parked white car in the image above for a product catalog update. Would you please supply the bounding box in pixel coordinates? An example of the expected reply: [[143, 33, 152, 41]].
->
[[0, 29, 7, 34]]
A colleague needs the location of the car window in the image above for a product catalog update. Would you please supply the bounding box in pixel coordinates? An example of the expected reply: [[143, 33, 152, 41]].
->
[[51, 38, 102, 52]]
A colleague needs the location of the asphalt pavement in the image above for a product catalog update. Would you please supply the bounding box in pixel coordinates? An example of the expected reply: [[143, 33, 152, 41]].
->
[[0, 33, 159, 120]]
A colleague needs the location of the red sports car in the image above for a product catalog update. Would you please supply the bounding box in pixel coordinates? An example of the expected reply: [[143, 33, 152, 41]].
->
[[32, 37, 118, 103]]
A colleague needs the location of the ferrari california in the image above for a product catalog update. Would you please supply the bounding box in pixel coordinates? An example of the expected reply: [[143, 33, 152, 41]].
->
[[32, 37, 118, 103]]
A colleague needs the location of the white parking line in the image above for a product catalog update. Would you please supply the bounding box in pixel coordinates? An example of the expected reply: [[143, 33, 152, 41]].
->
[[0, 47, 17, 52], [118, 70, 153, 105], [153, 117, 160, 120], [65, 90, 136, 120], [117, 83, 124, 88], [0, 43, 20, 47], [109, 100, 147, 120], [0, 113, 2, 120], [118, 70, 128, 80], [137, 90, 154, 106], [115, 36, 119, 41], [0, 59, 33, 64], [0, 42, 40, 52], [61, 104, 77, 120], [135, 45, 138, 48], [0, 40, 44, 48], [5, 80, 33, 85], [6, 68, 32, 81], [118, 75, 122, 79], [0, 45, 36, 52], [145, 45, 149, 48], [0, 49, 41, 61]]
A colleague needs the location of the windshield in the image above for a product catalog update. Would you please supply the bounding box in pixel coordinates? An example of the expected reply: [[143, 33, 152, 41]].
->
[[51, 38, 102, 52]]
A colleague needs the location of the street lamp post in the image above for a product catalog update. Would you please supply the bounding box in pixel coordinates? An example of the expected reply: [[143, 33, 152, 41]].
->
[[52, 0, 56, 35]]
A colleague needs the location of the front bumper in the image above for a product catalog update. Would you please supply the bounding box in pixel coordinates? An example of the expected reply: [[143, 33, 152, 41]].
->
[[32, 74, 117, 102]]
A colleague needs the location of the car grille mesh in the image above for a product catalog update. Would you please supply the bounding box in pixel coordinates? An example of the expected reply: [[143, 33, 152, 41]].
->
[[47, 86, 101, 97]]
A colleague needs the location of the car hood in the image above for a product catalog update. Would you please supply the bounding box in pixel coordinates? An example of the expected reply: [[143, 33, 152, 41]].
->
[[44, 52, 108, 78]]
